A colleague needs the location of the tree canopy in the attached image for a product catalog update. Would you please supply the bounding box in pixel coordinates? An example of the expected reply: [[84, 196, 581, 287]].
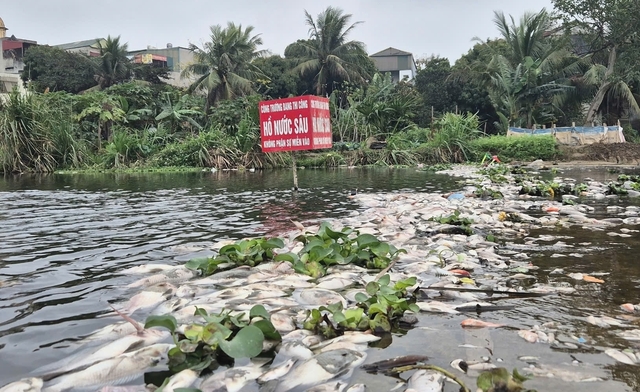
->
[[181, 22, 266, 113], [20, 45, 96, 93]]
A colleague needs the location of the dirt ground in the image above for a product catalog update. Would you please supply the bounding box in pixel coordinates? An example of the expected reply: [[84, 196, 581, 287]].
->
[[558, 143, 640, 166]]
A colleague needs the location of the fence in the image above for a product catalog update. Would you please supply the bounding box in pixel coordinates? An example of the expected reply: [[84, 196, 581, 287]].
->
[[507, 124, 625, 145]]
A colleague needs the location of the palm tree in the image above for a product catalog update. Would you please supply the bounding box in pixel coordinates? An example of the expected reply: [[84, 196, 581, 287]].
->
[[94, 35, 130, 89], [290, 7, 372, 96], [182, 23, 266, 113], [482, 9, 585, 130]]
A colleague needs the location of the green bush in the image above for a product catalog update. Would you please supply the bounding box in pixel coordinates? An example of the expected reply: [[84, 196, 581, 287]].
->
[[151, 129, 230, 167], [470, 135, 559, 162], [386, 127, 430, 150], [421, 113, 482, 163]]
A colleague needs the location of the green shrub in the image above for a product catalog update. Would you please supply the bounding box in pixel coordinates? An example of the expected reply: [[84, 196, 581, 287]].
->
[[419, 113, 482, 163], [470, 135, 559, 162], [151, 129, 230, 167], [386, 127, 430, 150]]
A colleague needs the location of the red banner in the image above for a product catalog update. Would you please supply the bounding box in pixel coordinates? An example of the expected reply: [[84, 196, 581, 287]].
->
[[259, 95, 332, 152]]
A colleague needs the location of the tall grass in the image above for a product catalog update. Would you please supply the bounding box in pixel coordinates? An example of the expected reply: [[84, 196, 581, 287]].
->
[[0, 91, 57, 173], [420, 113, 482, 163]]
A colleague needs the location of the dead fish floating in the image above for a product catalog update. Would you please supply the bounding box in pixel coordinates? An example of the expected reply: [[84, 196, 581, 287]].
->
[[460, 319, 505, 328], [361, 355, 429, 374]]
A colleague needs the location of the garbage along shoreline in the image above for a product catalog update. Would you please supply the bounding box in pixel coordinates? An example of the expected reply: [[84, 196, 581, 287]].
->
[[3, 162, 640, 392]]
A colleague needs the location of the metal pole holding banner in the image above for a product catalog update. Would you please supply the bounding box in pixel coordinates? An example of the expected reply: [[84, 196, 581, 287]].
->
[[291, 152, 299, 191]]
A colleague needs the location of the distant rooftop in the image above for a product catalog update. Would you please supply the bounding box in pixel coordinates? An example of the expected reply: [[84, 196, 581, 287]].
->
[[370, 47, 413, 57], [54, 38, 104, 50]]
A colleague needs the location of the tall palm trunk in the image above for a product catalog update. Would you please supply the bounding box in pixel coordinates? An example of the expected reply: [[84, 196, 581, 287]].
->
[[584, 46, 616, 125]]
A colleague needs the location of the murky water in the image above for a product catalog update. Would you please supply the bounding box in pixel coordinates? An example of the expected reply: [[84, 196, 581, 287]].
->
[[1, 166, 639, 390]]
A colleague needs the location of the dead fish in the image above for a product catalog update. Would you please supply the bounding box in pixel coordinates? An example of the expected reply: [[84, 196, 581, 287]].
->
[[585, 315, 626, 328], [309, 332, 381, 351], [275, 349, 367, 392], [118, 291, 166, 314], [518, 330, 539, 343], [35, 329, 167, 378], [604, 348, 637, 365], [0, 378, 43, 392], [316, 277, 355, 290], [120, 264, 176, 275], [405, 370, 444, 392], [416, 301, 459, 314], [460, 319, 505, 328], [257, 359, 297, 383], [522, 364, 604, 382], [269, 312, 297, 333], [42, 344, 172, 392], [620, 303, 639, 313], [361, 355, 429, 373], [304, 381, 348, 392], [126, 267, 197, 288], [199, 364, 264, 392], [277, 340, 314, 360], [98, 386, 149, 392], [162, 369, 199, 391], [81, 321, 143, 343], [293, 288, 347, 308], [615, 329, 640, 341]]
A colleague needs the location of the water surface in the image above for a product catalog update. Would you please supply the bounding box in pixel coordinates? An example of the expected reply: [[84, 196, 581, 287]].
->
[[1, 166, 639, 390]]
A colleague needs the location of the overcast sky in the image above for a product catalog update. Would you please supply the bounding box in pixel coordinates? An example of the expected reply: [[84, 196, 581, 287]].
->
[[2, 0, 553, 63]]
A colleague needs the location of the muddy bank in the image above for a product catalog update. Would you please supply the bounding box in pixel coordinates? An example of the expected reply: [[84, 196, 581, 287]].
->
[[560, 143, 640, 166]]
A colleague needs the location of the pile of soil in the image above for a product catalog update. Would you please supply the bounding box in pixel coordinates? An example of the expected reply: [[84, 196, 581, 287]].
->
[[561, 143, 640, 165]]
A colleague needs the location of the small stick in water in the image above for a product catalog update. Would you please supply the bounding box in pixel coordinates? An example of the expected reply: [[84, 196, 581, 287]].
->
[[109, 305, 144, 334]]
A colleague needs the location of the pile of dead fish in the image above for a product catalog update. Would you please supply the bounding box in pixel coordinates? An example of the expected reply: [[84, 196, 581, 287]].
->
[[3, 164, 640, 392]]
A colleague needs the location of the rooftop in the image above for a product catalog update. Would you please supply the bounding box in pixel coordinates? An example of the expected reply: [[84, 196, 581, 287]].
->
[[54, 38, 104, 50], [370, 47, 413, 57]]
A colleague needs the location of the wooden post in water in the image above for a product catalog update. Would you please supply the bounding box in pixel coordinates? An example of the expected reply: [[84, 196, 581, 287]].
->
[[291, 152, 299, 191]]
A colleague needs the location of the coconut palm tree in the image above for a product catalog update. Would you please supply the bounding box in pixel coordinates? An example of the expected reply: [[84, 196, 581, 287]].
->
[[182, 23, 266, 113], [94, 35, 130, 89], [482, 9, 585, 130], [290, 7, 372, 96]]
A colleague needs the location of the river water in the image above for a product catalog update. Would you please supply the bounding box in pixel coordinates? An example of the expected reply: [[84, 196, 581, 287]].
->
[[0, 166, 639, 390]]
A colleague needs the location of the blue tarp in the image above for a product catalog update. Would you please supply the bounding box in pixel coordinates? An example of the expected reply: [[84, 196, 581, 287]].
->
[[509, 126, 622, 134]]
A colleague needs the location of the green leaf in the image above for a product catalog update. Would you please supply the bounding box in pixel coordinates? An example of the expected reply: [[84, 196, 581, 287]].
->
[[356, 234, 379, 249], [354, 293, 369, 303], [370, 242, 390, 258], [377, 274, 391, 287], [218, 325, 265, 359], [253, 319, 282, 341], [408, 303, 420, 313], [219, 244, 239, 254], [144, 314, 178, 333], [184, 324, 204, 341], [370, 313, 391, 333], [368, 303, 388, 316], [365, 281, 380, 296], [344, 308, 364, 322], [308, 246, 334, 263], [395, 276, 417, 290], [263, 238, 285, 249], [325, 225, 348, 240], [185, 257, 211, 271], [333, 311, 347, 324], [274, 252, 299, 263], [250, 305, 271, 320]]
